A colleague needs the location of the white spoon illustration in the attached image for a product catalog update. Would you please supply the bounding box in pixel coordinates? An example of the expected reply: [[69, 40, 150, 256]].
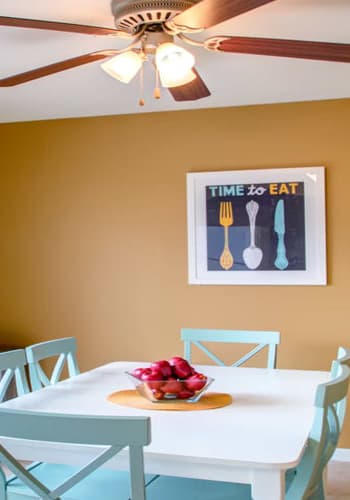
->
[[243, 200, 263, 270]]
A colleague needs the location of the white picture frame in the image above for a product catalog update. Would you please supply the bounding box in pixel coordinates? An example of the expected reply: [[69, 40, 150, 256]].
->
[[187, 166, 326, 285]]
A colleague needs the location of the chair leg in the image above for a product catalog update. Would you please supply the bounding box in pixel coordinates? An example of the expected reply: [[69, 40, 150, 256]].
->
[[309, 481, 325, 500], [322, 465, 328, 496], [0, 478, 5, 500]]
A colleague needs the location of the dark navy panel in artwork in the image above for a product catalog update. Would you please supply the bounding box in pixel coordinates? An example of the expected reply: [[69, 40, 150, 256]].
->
[[206, 182, 305, 271]]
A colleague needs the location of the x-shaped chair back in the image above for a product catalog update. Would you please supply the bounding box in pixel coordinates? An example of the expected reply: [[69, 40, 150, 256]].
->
[[0, 409, 150, 500], [181, 329, 280, 368], [0, 350, 29, 402], [25, 337, 79, 391]]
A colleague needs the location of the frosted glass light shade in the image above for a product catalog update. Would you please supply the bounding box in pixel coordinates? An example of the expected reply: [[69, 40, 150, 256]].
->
[[101, 51, 143, 83], [155, 43, 195, 88], [159, 68, 196, 88]]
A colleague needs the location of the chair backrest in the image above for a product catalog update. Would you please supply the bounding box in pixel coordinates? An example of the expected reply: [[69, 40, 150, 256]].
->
[[0, 409, 151, 500], [335, 346, 350, 369], [181, 328, 280, 368], [0, 350, 30, 402], [331, 346, 350, 430], [25, 337, 80, 391], [286, 363, 350, 500]]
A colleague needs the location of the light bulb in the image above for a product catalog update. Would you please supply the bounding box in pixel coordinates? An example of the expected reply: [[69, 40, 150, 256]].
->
[[155, 43, 195, 88], [101, 51, 143, 83]]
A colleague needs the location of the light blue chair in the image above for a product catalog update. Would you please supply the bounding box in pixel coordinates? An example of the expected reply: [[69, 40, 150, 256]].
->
[[25, 337, 80, 391], [0, 350, 30, 402], [0, 410, 152, 500], [181, 328, 280, 368], [146, 362, 350, 500], [285, 346, 350, 488], [336, 346, 350, 368], [331, 346, 350, 430]]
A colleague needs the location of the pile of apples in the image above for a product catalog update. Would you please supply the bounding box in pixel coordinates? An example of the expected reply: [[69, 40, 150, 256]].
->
[[131, 356, 207, 400]]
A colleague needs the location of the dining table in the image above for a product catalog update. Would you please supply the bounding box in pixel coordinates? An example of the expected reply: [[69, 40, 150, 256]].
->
[[0, 361, 329, 500]]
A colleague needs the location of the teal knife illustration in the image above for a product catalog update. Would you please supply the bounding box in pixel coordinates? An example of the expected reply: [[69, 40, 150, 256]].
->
[[274, 199, 289, 270]]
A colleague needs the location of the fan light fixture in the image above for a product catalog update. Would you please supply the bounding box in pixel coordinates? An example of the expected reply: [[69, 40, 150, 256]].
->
[[100, 40, 196, 104], [100, 51, 143, 83], [101, 42, 195, 88], [155, 42, 196, 88]]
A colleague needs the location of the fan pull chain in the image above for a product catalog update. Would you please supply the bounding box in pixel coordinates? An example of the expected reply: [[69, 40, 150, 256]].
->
[[154, 67, 161, 100], [139, 63, 145, 106]]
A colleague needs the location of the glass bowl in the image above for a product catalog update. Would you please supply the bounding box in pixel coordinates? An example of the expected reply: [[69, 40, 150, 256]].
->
[[126, 372, 214, 403]]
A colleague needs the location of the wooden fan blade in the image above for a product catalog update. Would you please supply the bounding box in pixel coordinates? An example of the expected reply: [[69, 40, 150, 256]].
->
[[210, 36, 350, 63], [0, 16, 120, 37], [168, 69, 210, 101], [171, 0, 276, 31], [0, 50, 119, 87]]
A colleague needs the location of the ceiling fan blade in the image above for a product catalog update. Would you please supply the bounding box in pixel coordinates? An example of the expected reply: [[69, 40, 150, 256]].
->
[[0, 16, 121, 37], [168, 69, 210, 101], [171, 0, 276, 31], [0, 50, 119, 87], [208, 36, 350, 63]]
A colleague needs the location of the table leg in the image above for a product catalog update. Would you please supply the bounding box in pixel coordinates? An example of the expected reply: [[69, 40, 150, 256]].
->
[[252, 469, 285, 500]]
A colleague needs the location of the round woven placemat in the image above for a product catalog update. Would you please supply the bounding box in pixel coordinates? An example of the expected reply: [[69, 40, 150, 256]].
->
[[107, 390, 232, 411]]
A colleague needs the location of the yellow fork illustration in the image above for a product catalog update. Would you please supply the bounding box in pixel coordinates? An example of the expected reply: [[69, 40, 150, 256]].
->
[[219, 201, 234, 270]]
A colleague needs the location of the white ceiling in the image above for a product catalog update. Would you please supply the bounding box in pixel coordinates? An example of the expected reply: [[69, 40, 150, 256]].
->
[[1, 0, 350, 123]]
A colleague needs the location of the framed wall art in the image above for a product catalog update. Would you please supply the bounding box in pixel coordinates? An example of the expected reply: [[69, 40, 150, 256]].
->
[[187, 166, 326, 285]]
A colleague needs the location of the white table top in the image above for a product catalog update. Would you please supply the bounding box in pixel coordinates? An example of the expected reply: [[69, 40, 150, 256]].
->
[[0, 362, 329, 472]]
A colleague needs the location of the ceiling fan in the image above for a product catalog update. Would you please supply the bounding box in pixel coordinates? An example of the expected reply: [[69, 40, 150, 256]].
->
[[1, 0, 350, 105]]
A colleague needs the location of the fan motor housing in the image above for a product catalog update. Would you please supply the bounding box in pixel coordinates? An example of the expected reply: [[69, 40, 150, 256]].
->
[[111, 0, 200, 35]]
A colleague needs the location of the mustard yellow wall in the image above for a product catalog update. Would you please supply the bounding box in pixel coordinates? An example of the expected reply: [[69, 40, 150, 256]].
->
[[1, 98, 350, 445]]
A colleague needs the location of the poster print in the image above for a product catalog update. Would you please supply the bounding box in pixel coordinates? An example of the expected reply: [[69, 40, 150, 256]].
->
[[187, 167, 326, 285], [206, 182, 305, 271]]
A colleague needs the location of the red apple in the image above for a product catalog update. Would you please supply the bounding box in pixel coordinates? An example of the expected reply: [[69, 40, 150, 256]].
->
[[131, 367, 146, 379], [151, 360, 172, 378], [168, 356, 193, 377], [177, 390, 195, 399], [151, 389, 165, 400], [161, 378, 184, 394], [168, 356, 187, 366], [171, 360, 192, 379], [141, 368, 164, 390], [140, 368, 151, 378], [184, 373, 207, 392]]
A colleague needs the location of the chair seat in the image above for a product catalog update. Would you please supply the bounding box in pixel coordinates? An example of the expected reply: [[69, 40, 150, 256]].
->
[[7, 463, 155, 500]]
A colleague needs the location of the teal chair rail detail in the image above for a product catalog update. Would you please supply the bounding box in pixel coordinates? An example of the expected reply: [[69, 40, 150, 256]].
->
[[147, 363, 350, 500], [25, 337, 80, 391], [0, 350, 30, 402], [0, 409, 151, 500], [331, 346, 350, 431], [181, 328, 280, 368]]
